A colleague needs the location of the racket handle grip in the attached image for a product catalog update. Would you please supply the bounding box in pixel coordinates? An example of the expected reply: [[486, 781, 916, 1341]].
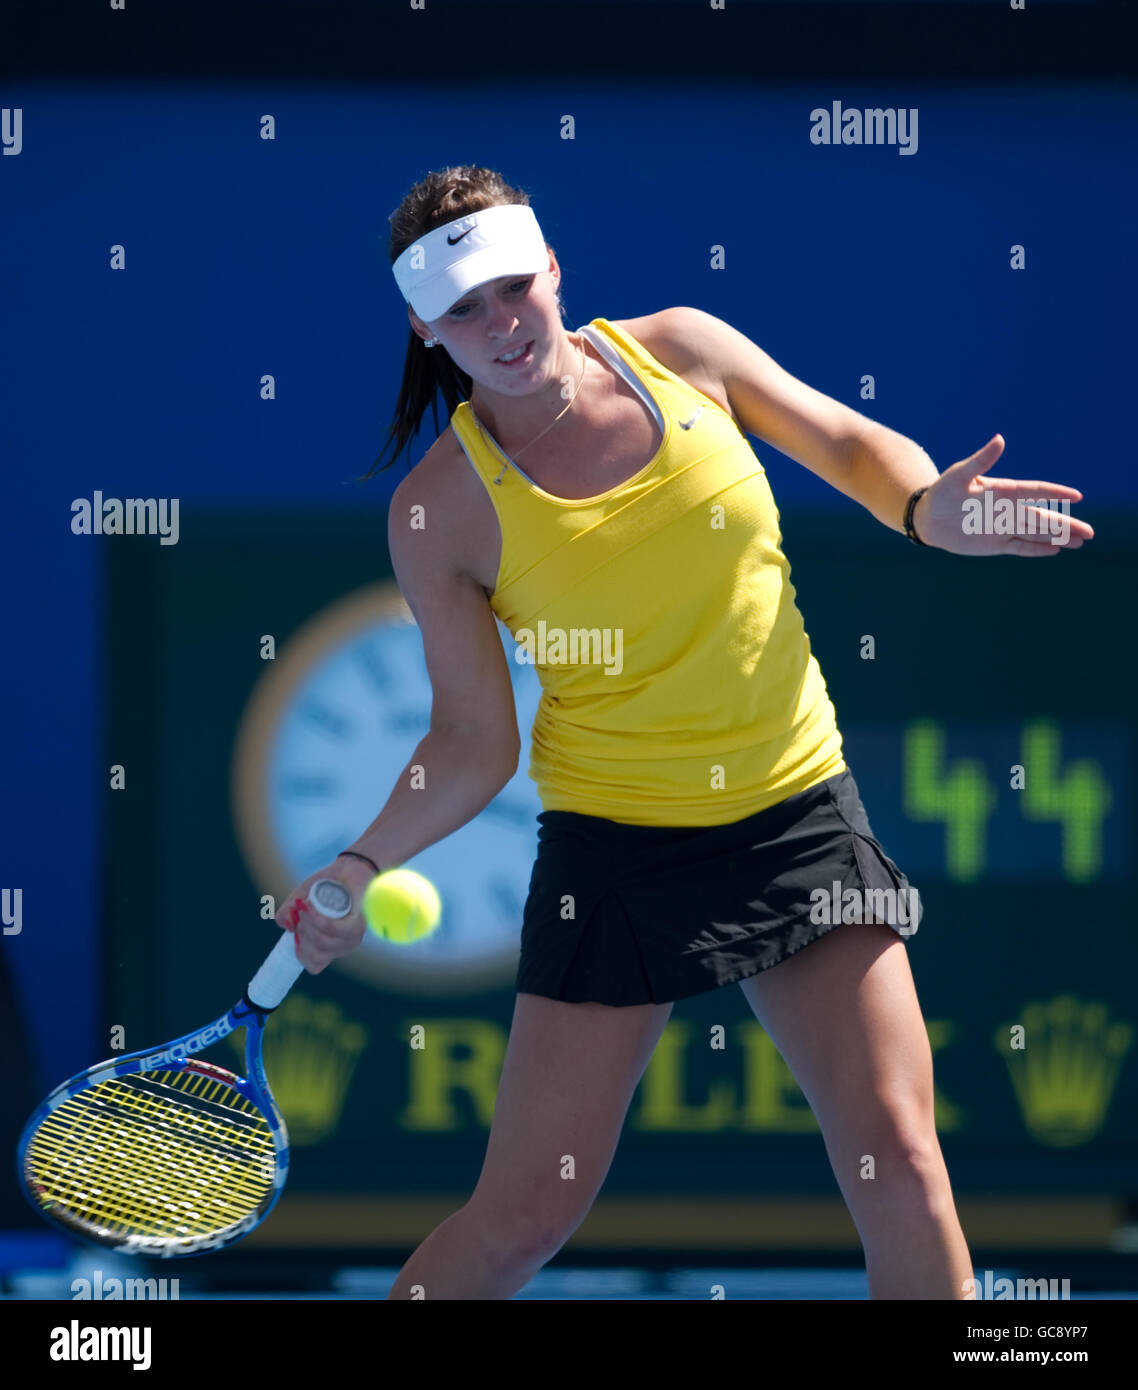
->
[[246, 879, 354, 1010], [247, 929, 306, 1011]]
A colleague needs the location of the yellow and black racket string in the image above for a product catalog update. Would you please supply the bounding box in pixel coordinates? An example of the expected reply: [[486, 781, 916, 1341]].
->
[[23, 1068, 278, 1242]]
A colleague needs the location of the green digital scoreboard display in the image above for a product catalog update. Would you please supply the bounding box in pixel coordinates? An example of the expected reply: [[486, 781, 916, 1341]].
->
[[105, 503, 1137, 1239], [838, 719, 1125, 883]]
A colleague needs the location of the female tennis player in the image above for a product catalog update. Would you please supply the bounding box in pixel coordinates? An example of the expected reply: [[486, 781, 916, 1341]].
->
[[275, 166, 1092, 1300]]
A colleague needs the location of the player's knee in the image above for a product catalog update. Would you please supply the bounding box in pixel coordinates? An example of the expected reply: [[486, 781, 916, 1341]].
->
[[463, 1193, 587, 1267], [859, 1105, 944, 1206]]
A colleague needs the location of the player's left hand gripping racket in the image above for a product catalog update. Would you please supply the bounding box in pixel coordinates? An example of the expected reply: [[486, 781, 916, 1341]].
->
[[16, 878, 353, 1258]]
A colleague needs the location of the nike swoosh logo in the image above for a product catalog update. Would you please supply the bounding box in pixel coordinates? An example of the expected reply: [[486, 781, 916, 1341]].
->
[[678, 405, 706, 429], [447, 227, 474, 245]]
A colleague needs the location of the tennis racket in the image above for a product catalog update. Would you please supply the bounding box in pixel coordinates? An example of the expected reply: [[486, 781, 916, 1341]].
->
[[16, 877, 354, 1258]]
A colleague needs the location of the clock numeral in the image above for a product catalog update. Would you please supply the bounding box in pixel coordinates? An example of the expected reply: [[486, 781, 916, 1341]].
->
[[390, 711, 429, 734], [356, 643, 392, 694], [482, 797, 531, 828], [299, 701, 352, 739], [1019, 721, 1112, 882], [490, 876, 523, 923], [280, 775, 337, 798]]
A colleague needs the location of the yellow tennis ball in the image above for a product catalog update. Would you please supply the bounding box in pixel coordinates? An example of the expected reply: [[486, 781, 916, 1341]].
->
[[361, 868, 441, 944]]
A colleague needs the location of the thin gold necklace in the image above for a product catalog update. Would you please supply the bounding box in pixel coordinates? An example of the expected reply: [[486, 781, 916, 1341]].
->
[[471, 338, 588, 485]]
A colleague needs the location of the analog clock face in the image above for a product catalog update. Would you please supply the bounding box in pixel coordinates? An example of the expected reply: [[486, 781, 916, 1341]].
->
[[232, 582, 543, 995]]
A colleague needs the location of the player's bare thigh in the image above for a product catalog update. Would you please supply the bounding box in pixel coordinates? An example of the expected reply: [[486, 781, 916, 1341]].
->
[[466, 992, 673, 1252], [738, 920, 937, 1160]]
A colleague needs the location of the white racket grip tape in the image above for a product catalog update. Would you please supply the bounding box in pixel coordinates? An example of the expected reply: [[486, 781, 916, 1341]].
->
[[246, 879, 353, 1010], [246, 930, 305, 1011]]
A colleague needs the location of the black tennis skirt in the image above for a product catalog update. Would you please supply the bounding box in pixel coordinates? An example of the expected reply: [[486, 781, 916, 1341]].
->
[[516, 767, 921, 1006]]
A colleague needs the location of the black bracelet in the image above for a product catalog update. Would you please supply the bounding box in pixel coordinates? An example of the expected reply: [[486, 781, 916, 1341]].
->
[[903, 486, 930, 546], [337, 850, 381, 875]]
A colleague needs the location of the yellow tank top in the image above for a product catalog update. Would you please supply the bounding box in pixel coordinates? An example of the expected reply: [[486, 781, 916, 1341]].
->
[[449, 316, 846, 826]]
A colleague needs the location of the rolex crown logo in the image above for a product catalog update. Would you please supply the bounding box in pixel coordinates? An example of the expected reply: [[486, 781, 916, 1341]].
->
[[229, 996, 367, 1145], [997, 995, 1132, 1148]]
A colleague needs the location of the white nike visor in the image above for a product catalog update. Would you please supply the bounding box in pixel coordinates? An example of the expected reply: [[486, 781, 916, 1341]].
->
[[392, 203, 552, 323]]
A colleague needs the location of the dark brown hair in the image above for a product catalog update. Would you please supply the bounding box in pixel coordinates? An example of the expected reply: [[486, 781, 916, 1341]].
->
[[359, 166, 559, 480]]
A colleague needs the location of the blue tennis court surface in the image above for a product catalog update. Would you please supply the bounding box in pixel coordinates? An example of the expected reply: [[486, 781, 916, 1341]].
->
[[4, 1251, 1136, 1300], [4, 1234, 1135, 1299]]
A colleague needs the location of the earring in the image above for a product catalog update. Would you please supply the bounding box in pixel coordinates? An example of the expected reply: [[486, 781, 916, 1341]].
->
[[424, 337, 439, 348]]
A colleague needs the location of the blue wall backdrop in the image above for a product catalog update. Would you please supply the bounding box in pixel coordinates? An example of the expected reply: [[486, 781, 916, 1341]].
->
[[3, 76, 1134, 1103]]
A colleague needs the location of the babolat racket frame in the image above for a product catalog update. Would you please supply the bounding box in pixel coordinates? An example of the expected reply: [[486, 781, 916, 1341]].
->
[[16, 878, 352, 1257]]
